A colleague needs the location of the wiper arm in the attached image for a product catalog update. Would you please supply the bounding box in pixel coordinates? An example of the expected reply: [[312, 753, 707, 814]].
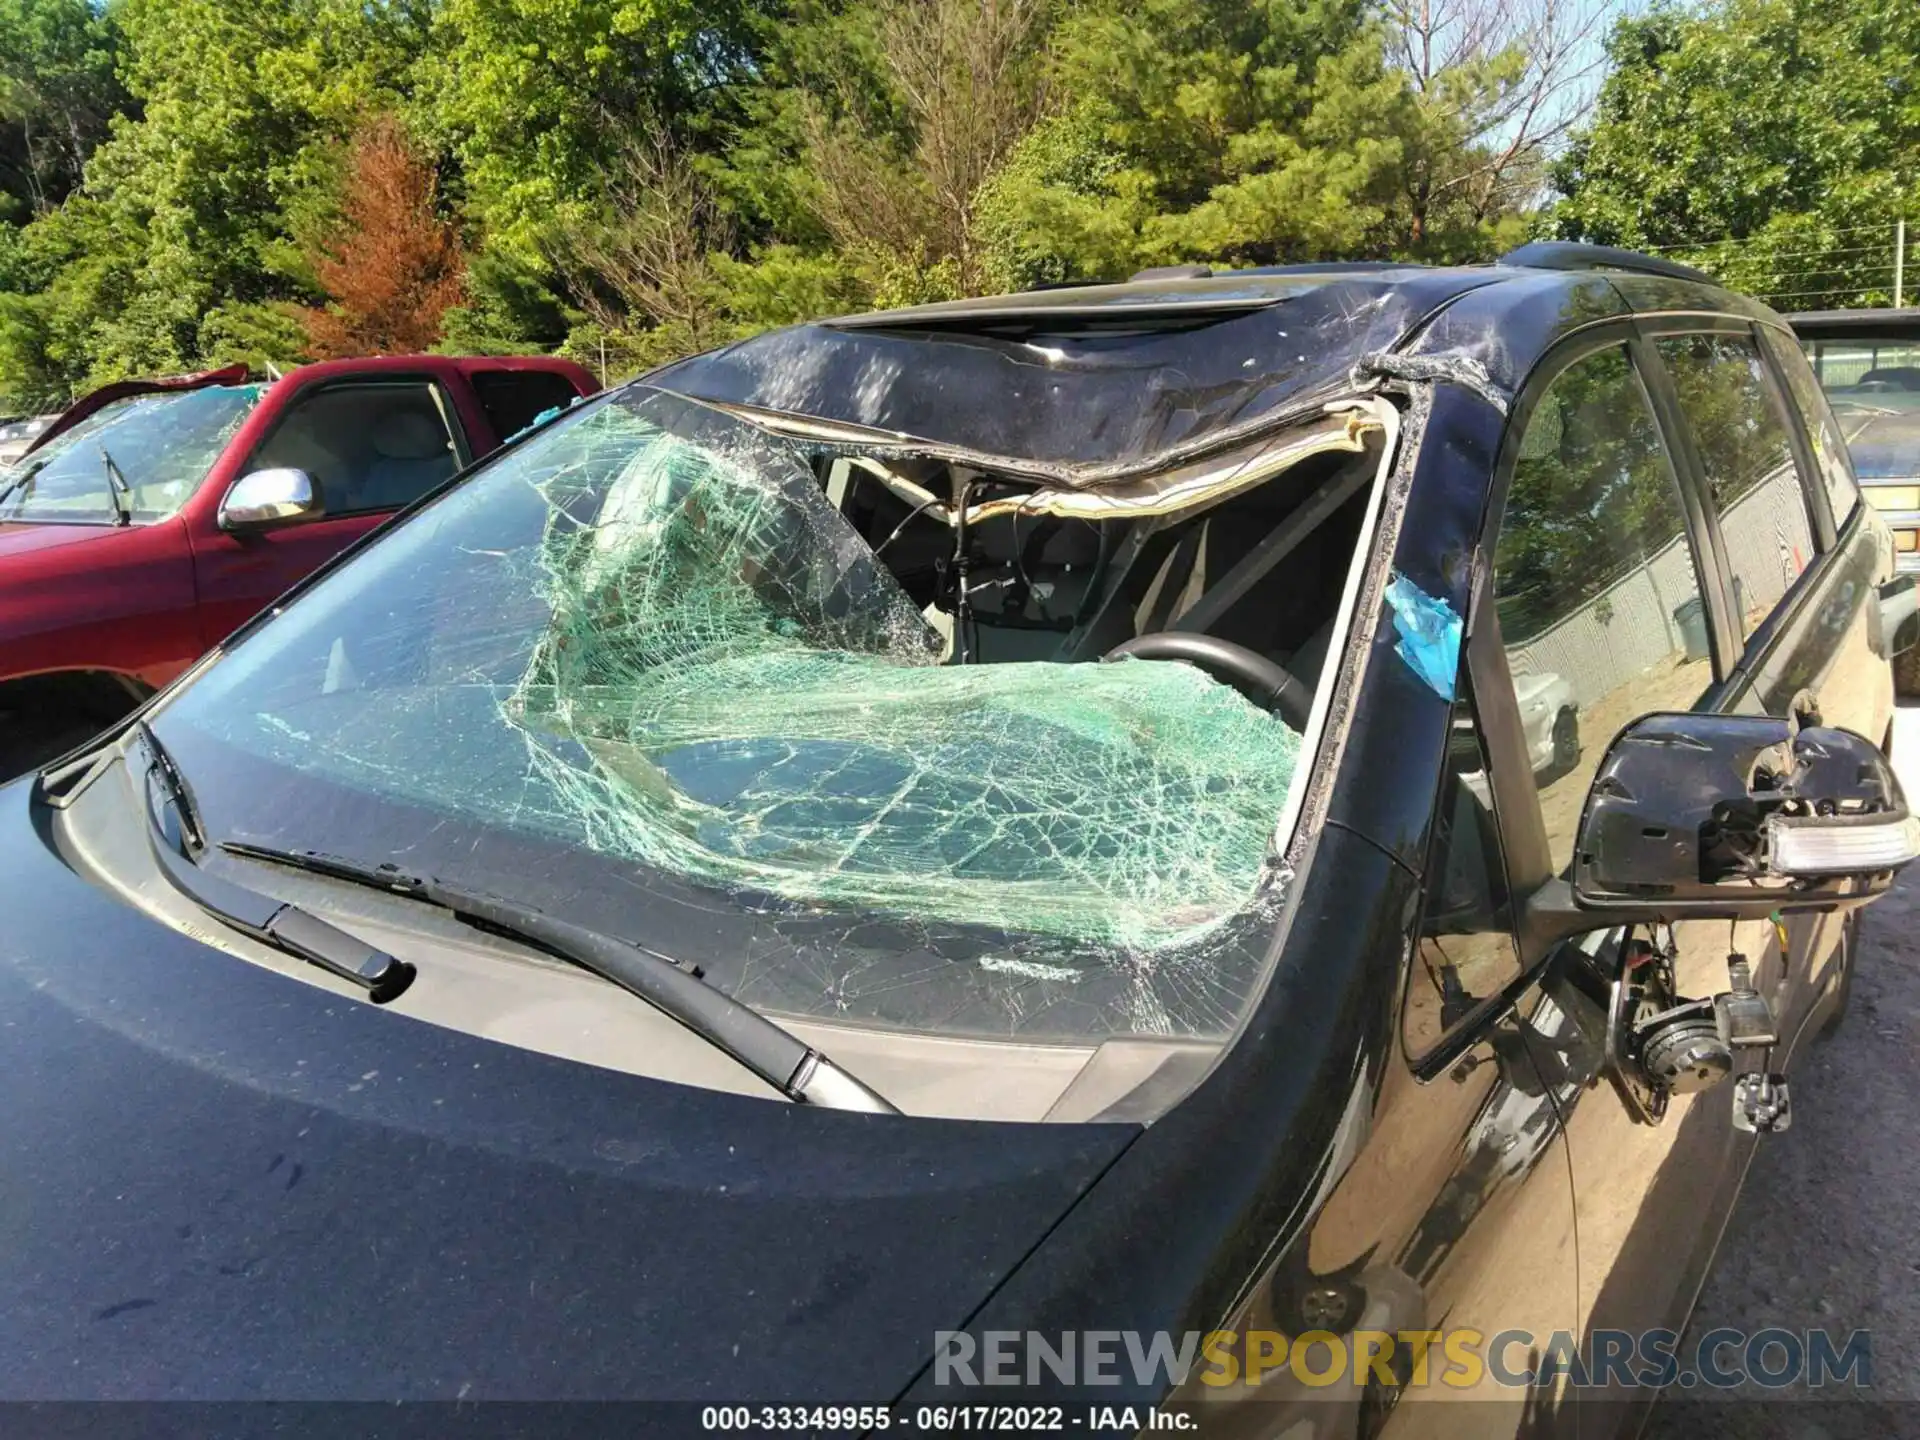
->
[[133, 723, 416, 1003], [0, 456, 47, 509], [101, 446, 132, 525], [220, 841, 900, 1115]]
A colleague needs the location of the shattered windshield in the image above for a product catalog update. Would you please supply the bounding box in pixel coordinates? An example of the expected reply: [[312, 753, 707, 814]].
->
[[0, 386, 262, 523], [153, 387, 1349, 1044]]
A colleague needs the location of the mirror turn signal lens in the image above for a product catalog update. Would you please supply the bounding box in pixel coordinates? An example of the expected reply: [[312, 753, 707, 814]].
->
[[1768, 813, 1920, 876]]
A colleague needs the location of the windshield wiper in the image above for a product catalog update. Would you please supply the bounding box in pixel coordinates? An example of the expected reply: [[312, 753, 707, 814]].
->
[[101, 446, 132, 525], [0, 456, 47, 510], [218, 841, 900, 1115], [134, 723, 417, 1003]]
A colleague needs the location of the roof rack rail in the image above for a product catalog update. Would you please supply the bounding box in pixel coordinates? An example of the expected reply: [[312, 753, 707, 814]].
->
[[1128, 264, 1212, 281], [1499, 241, 1718, 287], [1231, 262, 1420, 276]]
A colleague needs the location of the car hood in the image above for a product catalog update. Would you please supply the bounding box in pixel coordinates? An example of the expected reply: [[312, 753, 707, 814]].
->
[[1833, 406, 1920, 480], [0, 778, 1132, 1400], [0, 519, 126, 561]]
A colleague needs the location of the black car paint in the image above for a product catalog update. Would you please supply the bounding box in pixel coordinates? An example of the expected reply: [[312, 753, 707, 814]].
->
[[0, 261, 1896, 1432], [0, 778, 1132, 1399], [648, 270, 1502, 479], [903, 278, 1891, 1432]]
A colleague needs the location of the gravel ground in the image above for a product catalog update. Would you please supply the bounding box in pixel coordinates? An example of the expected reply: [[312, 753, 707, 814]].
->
[[1642, 702, 1920, 1437]]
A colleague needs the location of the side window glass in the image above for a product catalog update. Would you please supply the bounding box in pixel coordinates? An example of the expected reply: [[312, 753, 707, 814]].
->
[[247, 381, 462, 515], [1404, 682, 1523, 1060], [471, 370, 582, 442], [1493, 345, 1710, 874], [1764, 328, 1861, 530], [1656, 334, 1817, 640]]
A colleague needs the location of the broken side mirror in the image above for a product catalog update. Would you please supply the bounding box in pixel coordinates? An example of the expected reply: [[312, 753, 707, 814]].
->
[[1521, 711, 1919, 954]]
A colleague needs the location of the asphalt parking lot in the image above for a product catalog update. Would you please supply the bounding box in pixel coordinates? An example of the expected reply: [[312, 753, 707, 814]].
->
[[1644, 702, 1920, 1436]]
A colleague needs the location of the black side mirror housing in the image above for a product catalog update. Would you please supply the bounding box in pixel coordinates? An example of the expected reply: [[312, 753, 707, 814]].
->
[[1521, 712, 1918, 954]]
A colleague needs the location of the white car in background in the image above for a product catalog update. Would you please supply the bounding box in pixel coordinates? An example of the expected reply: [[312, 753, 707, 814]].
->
[[1453, 670, 1579, 814], [0, 415, 57, 468], [1513, 669, 1580, 775]]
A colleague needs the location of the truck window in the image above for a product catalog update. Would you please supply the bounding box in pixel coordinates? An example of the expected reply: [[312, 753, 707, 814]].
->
[[247, 381, 463, 516], [1656, 333, 1818, 642], [1764, 328, 1861, 530], [470, 370, 582, 443]]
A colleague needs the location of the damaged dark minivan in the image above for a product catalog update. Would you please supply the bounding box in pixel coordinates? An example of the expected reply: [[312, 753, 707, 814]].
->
[[3, 244, 1917, 1433]]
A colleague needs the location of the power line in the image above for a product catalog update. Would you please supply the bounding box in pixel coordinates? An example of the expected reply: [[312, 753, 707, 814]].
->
[[1684, 244, 1894, 268], [1747, 285, 1895, 304], [1633, 221, 1906, 254]]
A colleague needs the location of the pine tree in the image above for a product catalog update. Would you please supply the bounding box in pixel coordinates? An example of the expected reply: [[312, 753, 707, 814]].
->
[[303, 117, 466, 358]]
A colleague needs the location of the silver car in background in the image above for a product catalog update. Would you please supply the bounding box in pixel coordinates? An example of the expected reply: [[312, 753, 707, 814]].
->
[[0, 415, 57, 468]]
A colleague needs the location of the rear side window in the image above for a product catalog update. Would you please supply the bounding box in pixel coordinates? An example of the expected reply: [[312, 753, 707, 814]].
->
[[1764, 329, 1861, 529], [470, 370, 582, 443], [1656, 334, 1817, 642]]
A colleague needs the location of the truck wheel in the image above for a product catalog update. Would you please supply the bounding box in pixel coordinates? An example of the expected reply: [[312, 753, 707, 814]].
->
[[0, 719, 107, 785], [1818, 910, 1861, 1041], [1895, 645, 1920, 698], [1551, 708, 1581, 771]]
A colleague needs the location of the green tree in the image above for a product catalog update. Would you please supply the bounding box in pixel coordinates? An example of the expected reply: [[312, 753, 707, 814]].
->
[[0, 0, 430, 392], [976, 0, 1417, 278], [1550, 0, 1920, 308], [418, 0, 776, 256], [0, 0, 125, 223]]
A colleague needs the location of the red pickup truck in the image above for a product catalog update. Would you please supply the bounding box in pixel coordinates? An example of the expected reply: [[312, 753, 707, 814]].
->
[[0, 353, 598, 776]]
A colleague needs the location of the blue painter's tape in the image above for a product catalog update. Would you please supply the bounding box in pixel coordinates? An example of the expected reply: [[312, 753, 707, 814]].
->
[[505, 394, 588, 444], [1385, 571, 1461, 701]]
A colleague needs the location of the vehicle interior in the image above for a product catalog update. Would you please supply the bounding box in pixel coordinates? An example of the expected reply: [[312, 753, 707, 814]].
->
[[245, 381, 465, 515], [793, 435, 1381, 733]]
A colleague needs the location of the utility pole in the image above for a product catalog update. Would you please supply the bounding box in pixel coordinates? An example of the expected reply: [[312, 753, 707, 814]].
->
[[1897, 218, 1907, 308]]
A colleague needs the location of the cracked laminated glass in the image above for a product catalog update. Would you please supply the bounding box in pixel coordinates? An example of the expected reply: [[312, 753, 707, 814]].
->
[[155, 387, 1367, 1046]]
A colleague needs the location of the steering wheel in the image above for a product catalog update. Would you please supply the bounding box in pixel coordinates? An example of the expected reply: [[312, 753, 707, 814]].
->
[[1102, 631, 1314, 731]]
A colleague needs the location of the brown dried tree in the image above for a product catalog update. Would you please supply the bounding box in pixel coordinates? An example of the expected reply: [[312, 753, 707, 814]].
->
[[551, 129, 732, 356], [303, 117, 467, 358], [804, 0, 1049, 294], [1386, 0, 1621, 249]]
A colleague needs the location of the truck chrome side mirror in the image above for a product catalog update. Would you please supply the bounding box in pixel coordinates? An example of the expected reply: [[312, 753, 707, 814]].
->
[[219, 468, 322, 530], [1521, 712, 1916, 953]]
